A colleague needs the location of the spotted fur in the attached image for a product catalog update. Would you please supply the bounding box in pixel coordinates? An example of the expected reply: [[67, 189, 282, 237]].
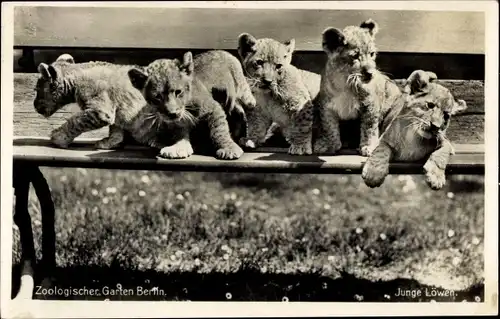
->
[[128, 50, 249, 160], [361, 70, 468, 189], [34, 54, 151, 149], [237, 33, 321, 155], [313, 19, 401, 156]]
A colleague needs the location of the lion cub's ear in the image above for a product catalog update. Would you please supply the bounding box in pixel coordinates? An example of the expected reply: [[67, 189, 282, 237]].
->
[[128, 68, 148, 90], [322, 27, 346, 54], [237, 33, 257, 59], [451, 99, 467, 115], [37, 63, 58, 81], [360, 19, 379, 37], [56, 53, 75, 64], [180, 51, 194, 76], [403, 70, 438, 94]]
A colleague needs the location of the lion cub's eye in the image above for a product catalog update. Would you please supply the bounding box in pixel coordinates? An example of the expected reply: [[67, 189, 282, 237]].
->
[[443, 111, 450, 120], [350, 51, 360, 59], [369, 51, 376, 58], [174, 90, 183, 97], [275, 64, 283, 70], [255, 60, 264, 66], [152, 93, 163, 103], [426, 102, 436, 109]]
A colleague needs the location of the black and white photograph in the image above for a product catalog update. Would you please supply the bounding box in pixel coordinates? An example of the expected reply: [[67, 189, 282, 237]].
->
[[1, 1, 497, 317]]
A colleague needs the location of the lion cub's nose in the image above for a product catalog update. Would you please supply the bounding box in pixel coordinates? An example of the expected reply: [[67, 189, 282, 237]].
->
[[167, 112, 181, 119]]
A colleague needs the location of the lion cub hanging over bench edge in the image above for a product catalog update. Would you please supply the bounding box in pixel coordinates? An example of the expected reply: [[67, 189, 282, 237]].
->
[[362, 70, 467, 190]]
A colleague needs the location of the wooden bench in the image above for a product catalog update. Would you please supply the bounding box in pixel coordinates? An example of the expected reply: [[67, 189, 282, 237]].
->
[[11, 6, 485, 301]]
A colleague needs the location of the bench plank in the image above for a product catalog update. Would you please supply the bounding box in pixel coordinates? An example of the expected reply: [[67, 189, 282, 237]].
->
[[13, 137, 484, 174], [13, 73, 484, 144], [14, 7, 484, 54]]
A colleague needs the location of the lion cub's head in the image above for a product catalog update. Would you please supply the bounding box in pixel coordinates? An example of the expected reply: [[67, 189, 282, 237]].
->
[[34, 54, 76, 117], [237, 33, 295, 90], [128, 52, 195, 123], [322, 19, 379, 83], [402, 70, 467, 139]]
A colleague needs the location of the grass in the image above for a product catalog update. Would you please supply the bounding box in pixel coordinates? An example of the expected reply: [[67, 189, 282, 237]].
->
[[11, 169, 484, 302]]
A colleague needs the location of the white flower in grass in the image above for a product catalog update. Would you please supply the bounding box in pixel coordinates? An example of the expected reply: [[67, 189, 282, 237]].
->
[[327, 255, 335, 262], [221, 244, 229, 251], [223, 253, 230, 260], [355, 227, 363, 234], [261, 247, 269, 252], [261, 266, 267, 273], [230, 192, 237, 201], [170, 255, 176, 261], [472, 237, 481, 245], [235, 201, 242, 207], [323, 203, 331, 210], [312, 188, 320, 195], [91, 189, 99, 196], [447, 192, 454, 199], [379, 233, 387, 240], [141, 175, 150, 184], [122, 195, 128, 201], [194, 258, 201, 266], [176, 194, 184, 201], [138, 190, 146, 197], [106, 187, 117, 194], [60, 175, 67, 182], [175, 250, 184, 258], [95, 179, 101, 185], [447, 229, 455, 238], [102, 197, 109, 204], [184, 191, 191, 197], [452, 256, 461, 266]]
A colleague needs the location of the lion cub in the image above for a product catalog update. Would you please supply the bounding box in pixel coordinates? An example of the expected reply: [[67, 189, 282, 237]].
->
[[361, 70, 467, 190], [34, 54, 148, 149], [313, 19, 401, 156], [237, 33, 321, 155], [128, 50, 254, 160]]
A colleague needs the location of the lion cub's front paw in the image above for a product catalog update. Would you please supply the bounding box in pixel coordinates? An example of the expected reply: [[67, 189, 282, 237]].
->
[[50, 129, 73, 149], [423, 160, 446, 190], [216, 142, 244, 160], [159, 140, 194, 159], [361, 158, 388, 188], [288, 142, 312, 155], [313, 138, 342, 155]]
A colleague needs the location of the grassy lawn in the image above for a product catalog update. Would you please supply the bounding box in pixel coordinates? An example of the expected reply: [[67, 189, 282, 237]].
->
[[11, 169, 484, 302]]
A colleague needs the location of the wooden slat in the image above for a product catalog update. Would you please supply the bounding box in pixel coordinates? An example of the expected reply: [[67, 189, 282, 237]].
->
[[14, 7, 484, 54], [16, 49, 485, 80], [13, 73, 485, 144], [13, 137, 485, 175]]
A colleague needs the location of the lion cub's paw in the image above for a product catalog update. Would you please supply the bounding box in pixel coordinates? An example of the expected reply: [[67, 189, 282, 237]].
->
[[423, 160, 446, 190], [159, 140, 194, 159], [95, 138, 123, 150], [313, 138, 342, 155], [288, 142, 312, 155], [361, 158, 388, 188], [239, 138, 257, 149], [216, 142, 244, 160], [359, 144, 376, 157], [50, 128, 73, 149]]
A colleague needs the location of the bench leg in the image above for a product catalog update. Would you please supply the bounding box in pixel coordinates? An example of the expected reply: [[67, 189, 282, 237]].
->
[[12, 163, 36, 300], [31, 167, 56, 280], [12, 164, 57, 300]]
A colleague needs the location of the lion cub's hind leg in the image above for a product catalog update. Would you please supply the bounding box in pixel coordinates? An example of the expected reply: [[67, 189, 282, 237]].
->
[[362, 141, 393, 188], [95, 124, 126, 149], [285, 101, 314, 155]]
